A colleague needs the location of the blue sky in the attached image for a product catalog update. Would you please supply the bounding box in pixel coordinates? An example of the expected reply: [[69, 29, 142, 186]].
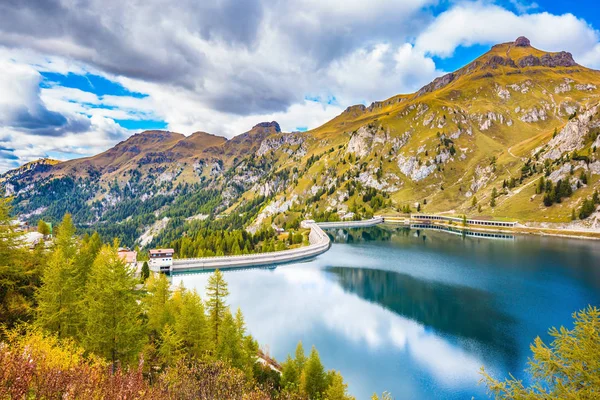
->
[[0, 0, 599, 172]]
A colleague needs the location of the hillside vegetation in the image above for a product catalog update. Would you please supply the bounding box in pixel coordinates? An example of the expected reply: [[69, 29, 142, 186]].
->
[[2, 37, 600, 247]]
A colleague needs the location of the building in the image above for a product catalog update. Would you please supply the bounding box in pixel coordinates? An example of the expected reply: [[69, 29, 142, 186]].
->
[[149, 248, 174, 273], [118, 248, 138, 270]]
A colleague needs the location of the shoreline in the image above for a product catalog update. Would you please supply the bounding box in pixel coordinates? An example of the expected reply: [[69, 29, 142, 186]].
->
[[378, 214, 600, 241]]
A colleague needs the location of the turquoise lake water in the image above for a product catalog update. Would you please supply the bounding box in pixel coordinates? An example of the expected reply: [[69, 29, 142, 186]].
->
[[173, 225, 600, 399]]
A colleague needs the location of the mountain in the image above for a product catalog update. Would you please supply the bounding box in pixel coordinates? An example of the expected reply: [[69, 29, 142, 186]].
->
[[2, 37, 600, 245]]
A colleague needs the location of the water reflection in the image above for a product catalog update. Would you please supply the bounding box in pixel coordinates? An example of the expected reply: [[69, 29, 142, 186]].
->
[[174, 227, 600, 399], [327, 266, 519, 367]]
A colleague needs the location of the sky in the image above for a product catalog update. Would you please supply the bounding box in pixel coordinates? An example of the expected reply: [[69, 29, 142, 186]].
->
[[1, 0, 599, 172]]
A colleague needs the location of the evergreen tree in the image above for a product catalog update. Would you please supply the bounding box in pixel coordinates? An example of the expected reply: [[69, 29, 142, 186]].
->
[[490, 188, 497, 208], [141, 261, 150, 282], [206, 269, 229, 346], [37, 220, 50, 236], [234, 307, 258, 376], [75, 232, 102, 282], [303, 346, 327, 399], [536, 177, 545, 194], [471, 196, 478, 207], [82, 243, 144, 369], [579, 198, 596, 220]]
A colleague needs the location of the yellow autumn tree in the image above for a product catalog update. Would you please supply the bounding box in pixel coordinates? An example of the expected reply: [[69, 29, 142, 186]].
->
[[482, 306, 600, 399]]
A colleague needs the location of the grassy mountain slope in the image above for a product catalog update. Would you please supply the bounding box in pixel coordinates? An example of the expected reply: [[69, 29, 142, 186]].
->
[[3, 37, 600, 245]]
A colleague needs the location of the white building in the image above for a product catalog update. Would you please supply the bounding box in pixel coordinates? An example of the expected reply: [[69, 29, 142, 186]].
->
[[149, 248, 174, 273]]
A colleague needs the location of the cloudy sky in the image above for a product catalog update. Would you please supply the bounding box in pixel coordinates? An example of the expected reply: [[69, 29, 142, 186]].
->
[[1, 0, 599, 172]]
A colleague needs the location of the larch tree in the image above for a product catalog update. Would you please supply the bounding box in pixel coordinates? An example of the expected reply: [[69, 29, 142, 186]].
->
[[173, 286, 209, 358], [206, 269, 229, 346], [144, 273, 174, 335], [303, 346, 327, 399], [0, 198, 22, 263], [482, 306, 600, 399], [235, 307, 258, 377], [36, 214, 81, 339], [295, 341, 307, 371], [158, 324, 184, 367], [0, 198, 33, 327], [281, 354, 300, 390], [217, 309, 244, 368], [82, 243, 145, 369], [54, 213, 76, 259], [325, 371, 355, 400]]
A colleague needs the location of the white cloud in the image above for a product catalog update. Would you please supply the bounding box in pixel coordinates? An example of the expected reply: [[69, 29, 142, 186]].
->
[[0, 57, 131, 170], [415, 3, 600, 68], [2, 0, 600, 172]]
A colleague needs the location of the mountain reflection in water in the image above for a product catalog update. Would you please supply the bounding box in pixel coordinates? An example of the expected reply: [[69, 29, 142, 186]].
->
[[327, 266, 519, 367]]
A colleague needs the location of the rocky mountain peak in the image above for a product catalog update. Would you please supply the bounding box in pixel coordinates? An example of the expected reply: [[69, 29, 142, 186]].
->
[[514, 36, 531, 47], [252, 121, 281, 133]]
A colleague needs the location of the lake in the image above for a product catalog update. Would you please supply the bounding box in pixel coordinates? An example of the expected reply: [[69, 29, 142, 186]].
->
[[172, 225, 600, 399]]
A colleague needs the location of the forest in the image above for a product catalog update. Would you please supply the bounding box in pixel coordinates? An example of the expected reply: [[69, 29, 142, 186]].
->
[[0, 199, 356, 399]]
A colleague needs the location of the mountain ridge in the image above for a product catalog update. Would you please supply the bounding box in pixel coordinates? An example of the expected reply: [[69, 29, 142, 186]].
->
[[3, 37, 600, 245]]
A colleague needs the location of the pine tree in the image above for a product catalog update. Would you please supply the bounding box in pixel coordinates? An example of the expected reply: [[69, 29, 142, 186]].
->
[[206, 269, 229, 346], [75, 232, 102, 282], [303, 346, 327, 399], [82, 243, 144, 369], [471, 196, 478, 207], [295, 341, 307, 371], [141, 261, 150, 282], [536, 177, 545, 194], [37, 220, 50, 236]]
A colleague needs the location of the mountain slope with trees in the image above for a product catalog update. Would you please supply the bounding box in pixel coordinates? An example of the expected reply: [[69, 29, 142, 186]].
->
[[2, 37, 600, 247]]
